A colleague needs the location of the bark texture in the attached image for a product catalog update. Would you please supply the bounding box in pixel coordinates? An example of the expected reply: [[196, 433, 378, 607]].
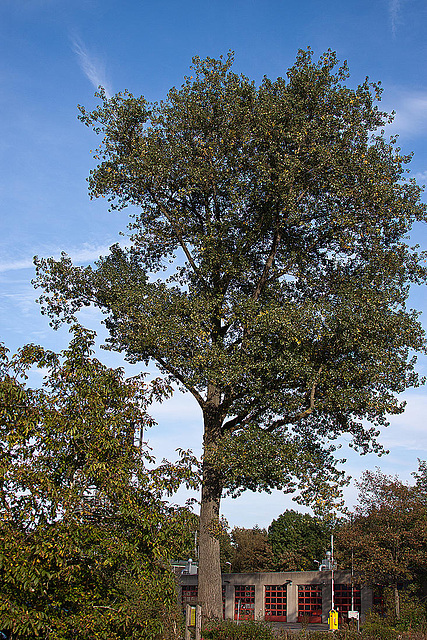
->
[[198, 391, 224, 620]]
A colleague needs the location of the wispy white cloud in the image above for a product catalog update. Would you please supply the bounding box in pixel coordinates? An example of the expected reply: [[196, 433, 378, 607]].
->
[[413, 170, 427, 184], [384, 393, 427, 450], [389, 0, 401, 36], [71, 34, 112, 98], [385, 88, 427, 137], [1, 288, 38, 315], [0, 243, 114, 273], [0, 258, 35, 273]]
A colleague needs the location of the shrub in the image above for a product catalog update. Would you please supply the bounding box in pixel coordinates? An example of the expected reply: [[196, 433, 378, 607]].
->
[[202, 619, 275, 640], [361, 615, 399, 640]]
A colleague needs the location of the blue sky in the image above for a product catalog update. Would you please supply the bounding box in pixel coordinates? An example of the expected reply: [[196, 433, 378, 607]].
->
[[2, 0, 427, 528]]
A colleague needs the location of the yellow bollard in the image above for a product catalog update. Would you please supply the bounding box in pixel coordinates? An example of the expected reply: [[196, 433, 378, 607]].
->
[[328, 609, 338, 631]]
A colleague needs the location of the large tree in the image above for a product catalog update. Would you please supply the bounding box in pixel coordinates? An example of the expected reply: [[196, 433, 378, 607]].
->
[[34, 50, 427, 618], [0, 326, 194, 639]]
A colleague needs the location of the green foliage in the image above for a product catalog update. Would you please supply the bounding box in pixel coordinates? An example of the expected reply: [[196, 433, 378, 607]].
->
[[34, 49, 427, 509], [217, 516, 234, 572], [337, 466, 427, 595], [230, 526, 275, 572], [33, 49, 427, 616], [202, 624, 427, 640], [279, 632, 360, 640], [0, 326, 197, 639], [373, 587, 427, 633], [203, 619, 275, 640], [169, 509, 200, 567], [394, 591, 427, 632], [361, 612, 400, 640], [268, 509, 331, 571], [278, 629, 427, 640]]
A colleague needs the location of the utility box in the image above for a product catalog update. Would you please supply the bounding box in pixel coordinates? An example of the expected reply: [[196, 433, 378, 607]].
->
[[185, 604, 201, 640]]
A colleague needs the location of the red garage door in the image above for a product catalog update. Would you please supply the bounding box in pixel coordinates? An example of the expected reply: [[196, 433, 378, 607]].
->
[[335, 584, 361, 623], [297, 584, 322, 623], [234, 585, 255, 620], [265, 585, 287, 622]]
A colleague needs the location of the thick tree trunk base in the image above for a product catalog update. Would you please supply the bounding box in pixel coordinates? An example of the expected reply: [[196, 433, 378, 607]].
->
[[198, 474, 223, 620]]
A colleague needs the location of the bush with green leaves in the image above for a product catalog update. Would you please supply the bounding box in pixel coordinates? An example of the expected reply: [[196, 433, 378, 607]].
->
[[202, 620, 427, 640], [203, 619, 275, 640]]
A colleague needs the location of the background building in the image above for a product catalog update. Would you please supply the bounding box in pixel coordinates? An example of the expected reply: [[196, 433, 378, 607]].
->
[[181, 571, 371, 625]]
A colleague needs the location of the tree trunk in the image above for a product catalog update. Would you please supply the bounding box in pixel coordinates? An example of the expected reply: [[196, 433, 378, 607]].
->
[[198, 388, 224, 620]]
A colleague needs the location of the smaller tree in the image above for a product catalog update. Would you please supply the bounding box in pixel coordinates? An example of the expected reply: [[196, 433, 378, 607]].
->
[[337, 467, 427, 619], [231, 526, 275, 573], [268, 509, 331, 571], [0, 326, 196, 640]]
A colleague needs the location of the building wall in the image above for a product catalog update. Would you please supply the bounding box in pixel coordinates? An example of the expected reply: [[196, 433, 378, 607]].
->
[[180, 570, 371, 624]]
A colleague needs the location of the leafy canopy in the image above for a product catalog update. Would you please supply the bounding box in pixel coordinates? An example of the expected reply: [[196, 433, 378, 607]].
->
[[230, 526, 275, 573], [337, 465, 427, 589], [34, 49, 427, 510], [0, 326, 196, 640], [268, 509, 331, 571]]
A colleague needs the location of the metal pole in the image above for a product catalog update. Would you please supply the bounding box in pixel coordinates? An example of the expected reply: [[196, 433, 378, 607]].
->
[[351, 546, 354, 612], [331, 534, 334, 611]]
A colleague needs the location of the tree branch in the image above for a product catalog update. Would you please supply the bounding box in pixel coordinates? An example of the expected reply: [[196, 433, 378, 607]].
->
[[266, 366, 323, 431], [222, 405, 263, 432], [155, 355, 206, 409], [148, 190, 209, 290], [252, 225, 282, 302], [251, 186, 314, 302]]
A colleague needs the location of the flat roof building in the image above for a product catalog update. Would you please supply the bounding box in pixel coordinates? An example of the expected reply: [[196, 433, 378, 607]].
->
[[180, 570, 372, 626]]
